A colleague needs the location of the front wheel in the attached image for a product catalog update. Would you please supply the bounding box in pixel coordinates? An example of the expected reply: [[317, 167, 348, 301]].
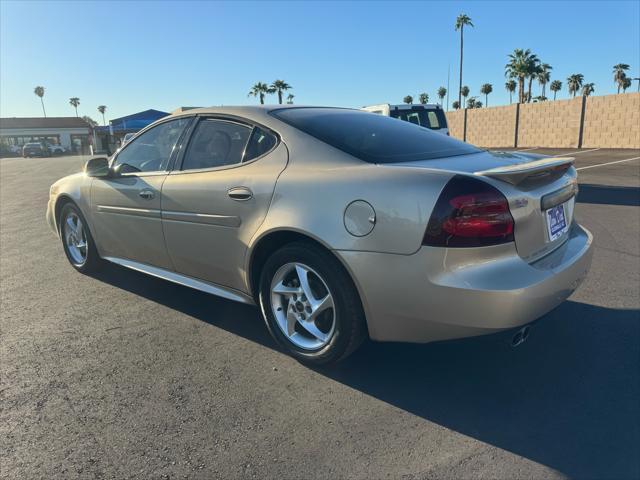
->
[[259, 242, 367, 366], [59, 203, 102, 273]]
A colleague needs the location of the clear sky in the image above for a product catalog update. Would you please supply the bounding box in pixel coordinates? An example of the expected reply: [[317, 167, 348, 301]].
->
[[1, 1, 639, 122]]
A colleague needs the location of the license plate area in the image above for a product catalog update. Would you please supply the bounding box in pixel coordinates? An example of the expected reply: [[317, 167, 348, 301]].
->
[[545, 202, 569, 242]]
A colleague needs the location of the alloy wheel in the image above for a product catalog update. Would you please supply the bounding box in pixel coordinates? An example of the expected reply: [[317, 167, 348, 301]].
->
[[270, 262, 336, 350]]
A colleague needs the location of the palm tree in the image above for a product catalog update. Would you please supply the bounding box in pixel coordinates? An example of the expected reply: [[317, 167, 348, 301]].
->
[[69, 97, 80, 117], [525, 57, 541, 103], [97, 105, 107, 126], [567, 74, 584, 97], [474, 100, 483, 108], [505, 80, 516, 104], [403, 95, 413, 104], [480, 83, 493, 106], [466, 96, 477, 109], [452, 100, 460, 110], [537, 63, 552, 98], [612, 64, 630, 93], [550, 80, 562, 100], [418, 93, 429, 104], [581, 83, 595, 97], [460, 85, 470, 106], [34, 86, 46, 117], [622, 77, 632, 93], [455, 13, 474, 107], [286, 93, 295, 104], [437, 87, 447, 106], [505, 49, 538, 103], [248, 82, 272, 104], [270, 80, 292, 104]]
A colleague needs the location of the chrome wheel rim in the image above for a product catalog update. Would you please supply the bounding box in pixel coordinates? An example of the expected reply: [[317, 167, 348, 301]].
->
[[270, 262, 336, 350], [63, 211, 87, 266]]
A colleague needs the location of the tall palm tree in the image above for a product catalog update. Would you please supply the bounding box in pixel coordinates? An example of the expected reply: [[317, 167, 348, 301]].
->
[[403, 95, 413, 104], [581, 83, 595, 97], [270, 80, 292, 104], [437, 87, 447, 106], [455, 13, 473, 107], [525, 56, 541, 103], [505, 80, 516, 104], [505, 49, 538, 103], [537, 63, 552, 98], [550, 80, 562, 100], [69, 97, 80, 117], [286, 93, 295, 104], [460, 85, 470, 106], [418, 93, 429, 104], [622, 77, 632, 93], [452, 100, 460, 110], [34, 86, 46, 117], [97, 105, 107, 126], [480, 83, 493, 106], [567, 74, 584, 97], [248, 82, 272, 104], [612, 64, 630, 93]]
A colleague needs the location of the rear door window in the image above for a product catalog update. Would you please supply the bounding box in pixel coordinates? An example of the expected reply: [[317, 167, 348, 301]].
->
[[182, 119, 252, 170]]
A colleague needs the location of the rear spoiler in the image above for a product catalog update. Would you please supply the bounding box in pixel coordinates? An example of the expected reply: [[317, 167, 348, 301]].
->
[[474, 157, 574, 185]]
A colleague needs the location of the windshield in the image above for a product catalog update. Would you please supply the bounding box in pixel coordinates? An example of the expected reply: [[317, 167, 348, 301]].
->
[[271, 107, 479, 164]]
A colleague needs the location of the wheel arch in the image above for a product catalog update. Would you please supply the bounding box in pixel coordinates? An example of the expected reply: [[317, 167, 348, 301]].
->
[[246, 229, 370, 336]]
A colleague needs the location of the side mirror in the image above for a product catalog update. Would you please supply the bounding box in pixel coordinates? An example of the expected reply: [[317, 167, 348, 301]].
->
[[85, 157, 110, 177]]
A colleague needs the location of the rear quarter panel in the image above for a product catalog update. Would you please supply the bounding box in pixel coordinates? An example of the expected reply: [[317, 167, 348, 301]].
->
[[249, 134, 453, 255]]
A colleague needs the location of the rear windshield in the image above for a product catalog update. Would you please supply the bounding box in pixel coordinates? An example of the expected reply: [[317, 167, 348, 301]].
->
[[271, 107, 479, 164], [390, 107, 447, 130]]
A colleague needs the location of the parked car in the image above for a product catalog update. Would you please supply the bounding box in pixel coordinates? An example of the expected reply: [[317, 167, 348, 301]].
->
[[46, 143, 66, 155], [23, 142, 49, 157], [46, 106, 592, 365], [362, 103, 449, 135]]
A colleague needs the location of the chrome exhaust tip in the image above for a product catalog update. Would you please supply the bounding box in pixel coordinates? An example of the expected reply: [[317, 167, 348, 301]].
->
[[511, 325, 531, 347]]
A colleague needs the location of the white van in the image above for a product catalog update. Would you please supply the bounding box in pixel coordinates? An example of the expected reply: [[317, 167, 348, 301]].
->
[[361, 104, 449, 135]]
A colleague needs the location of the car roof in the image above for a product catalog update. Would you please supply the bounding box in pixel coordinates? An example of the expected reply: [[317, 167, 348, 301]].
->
[[169, 105, 357, 120]]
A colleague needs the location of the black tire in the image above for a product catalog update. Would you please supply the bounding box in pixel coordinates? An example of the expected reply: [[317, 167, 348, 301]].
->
[[59, 202, 102, 274], [258, 242, 367, 366]]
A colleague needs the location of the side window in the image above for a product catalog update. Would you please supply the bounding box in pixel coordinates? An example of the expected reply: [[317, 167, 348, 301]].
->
[[243, 127, 277, 162], [113, 117, 190, 173], [182, 119, 252, 170], [427, 111, 441, 129]]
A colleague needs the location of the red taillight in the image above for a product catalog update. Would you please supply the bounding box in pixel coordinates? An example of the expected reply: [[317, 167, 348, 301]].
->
[[423, 175, 515, 247]]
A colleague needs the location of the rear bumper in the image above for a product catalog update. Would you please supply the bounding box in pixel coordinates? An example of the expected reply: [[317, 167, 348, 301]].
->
[[337, 223, 593, 343]]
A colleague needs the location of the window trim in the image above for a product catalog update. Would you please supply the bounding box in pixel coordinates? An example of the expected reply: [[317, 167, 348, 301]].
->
[[109, 115, 196, 177], [170, 114, 280, 175]]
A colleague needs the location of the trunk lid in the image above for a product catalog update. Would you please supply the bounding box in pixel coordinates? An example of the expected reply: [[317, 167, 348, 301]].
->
[[391, 150, 579, 262]]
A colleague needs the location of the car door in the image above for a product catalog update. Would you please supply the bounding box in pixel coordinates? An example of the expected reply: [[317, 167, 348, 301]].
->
[[91, 117, 192, 269], [161, 117, 287, 292]]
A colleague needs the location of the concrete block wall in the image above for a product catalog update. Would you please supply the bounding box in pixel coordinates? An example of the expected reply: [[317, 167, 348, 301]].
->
[[466, 104, 517, 148], [582, 93, 640, 148], [446, 109, 465, 139], [518, 97, 583, 148], [445, 92, 640, 149]]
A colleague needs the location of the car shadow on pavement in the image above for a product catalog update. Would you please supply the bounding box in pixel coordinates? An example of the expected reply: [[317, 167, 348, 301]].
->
[[91, 263, 640, 479], [578, 184, 640, 207]]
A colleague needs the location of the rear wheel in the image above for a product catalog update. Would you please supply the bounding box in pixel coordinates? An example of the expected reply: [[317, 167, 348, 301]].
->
[[259, 242, 367, 366], [59, 203, 102, 273]]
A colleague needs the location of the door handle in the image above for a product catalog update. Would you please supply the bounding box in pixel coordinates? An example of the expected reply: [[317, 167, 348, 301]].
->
[[139, 189, 155, 200], [227, 187, 253, 201]]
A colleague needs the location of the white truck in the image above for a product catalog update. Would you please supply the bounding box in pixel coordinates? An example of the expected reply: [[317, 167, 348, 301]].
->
[[361, 103, 449, 135]]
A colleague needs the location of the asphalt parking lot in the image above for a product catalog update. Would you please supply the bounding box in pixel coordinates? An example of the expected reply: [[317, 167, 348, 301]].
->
[[1, 148, 639, 479]]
